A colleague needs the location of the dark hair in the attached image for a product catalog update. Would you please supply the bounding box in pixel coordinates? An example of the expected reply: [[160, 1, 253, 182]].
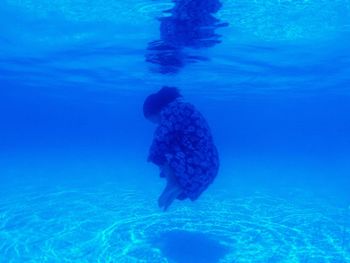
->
[[143, 86, 182, 119]]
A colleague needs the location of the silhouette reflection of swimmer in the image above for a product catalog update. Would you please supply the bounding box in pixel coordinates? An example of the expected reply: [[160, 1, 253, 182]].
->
[[146, 0, 228, 74]]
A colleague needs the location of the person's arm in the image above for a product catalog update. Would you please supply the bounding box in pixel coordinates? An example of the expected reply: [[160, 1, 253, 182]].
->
[[148, 120, 173, 166]]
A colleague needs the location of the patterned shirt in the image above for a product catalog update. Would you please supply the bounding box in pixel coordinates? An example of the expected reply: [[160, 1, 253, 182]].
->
[[148, 98, 219, 201]]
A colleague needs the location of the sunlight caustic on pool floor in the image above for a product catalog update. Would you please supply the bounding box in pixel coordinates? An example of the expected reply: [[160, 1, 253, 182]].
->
[[0, 183, 349, 263]]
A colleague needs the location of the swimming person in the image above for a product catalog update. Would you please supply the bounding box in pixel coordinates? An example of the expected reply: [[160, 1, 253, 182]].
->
[[143, 86, 219, 211]]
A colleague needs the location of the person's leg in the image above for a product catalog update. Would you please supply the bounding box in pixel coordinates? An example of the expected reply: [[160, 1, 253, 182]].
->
[[161, 185, 182, 211], [158, 165, 182, 211]]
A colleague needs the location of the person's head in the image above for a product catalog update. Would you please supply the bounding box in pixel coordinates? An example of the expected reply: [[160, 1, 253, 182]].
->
[[143, 86, 182, 123]]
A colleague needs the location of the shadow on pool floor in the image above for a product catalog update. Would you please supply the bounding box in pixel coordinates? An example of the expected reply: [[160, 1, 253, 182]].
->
[[151, 230, 229, 263]]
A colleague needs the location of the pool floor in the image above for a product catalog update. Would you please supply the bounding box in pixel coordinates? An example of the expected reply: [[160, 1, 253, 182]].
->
[[0, 183, 349, 263]]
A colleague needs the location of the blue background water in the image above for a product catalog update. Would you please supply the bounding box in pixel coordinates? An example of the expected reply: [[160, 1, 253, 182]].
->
[[0, 0, 350, 262]]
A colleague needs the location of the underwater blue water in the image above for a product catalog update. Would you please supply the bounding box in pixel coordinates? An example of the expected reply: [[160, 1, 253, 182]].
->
[[1, 0, 350, 262]]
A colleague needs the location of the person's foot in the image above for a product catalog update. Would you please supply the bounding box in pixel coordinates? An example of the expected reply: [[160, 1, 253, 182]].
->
[[158, 185, 182, 211]]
